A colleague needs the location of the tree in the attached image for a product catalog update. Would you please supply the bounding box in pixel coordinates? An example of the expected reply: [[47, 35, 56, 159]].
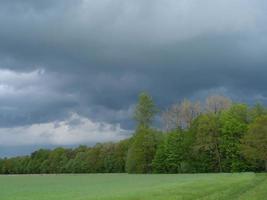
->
[[126, 92, 160, 173], [241, 116, 267, 171], [1, 96, 266, 175], [250, 103, 267, 121], [0, 159, 3, 174], [179, 99, 201, 129], [152, 135, 167, 173], [162, 100, 200, 131], [206, 95, 232, 114], [28, 149, 51, 173], [126, 128, 161, 173], [87, 144, 105, 173], [71, 152, 90, 173], [165, 130, 191, 173], [46, 148, 69, 173], [193, 113, 222, 172], [113, 139, 130, 172], [220, 104, 249, 172], [100, 142, 116, 173], [134, 92, 158, 129], [162, 103, 180, 131]]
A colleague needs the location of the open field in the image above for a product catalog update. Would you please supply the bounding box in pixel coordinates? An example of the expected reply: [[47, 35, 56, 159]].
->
[[0, 173, 267, 200]]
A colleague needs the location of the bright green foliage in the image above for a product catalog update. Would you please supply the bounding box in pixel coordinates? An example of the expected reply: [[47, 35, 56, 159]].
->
[[153, 129, 195, 173], [241, 116, 267, 171], [220, 104, 249, 172], [126, 128, 161, 173], [165, 130, 189, 173], [134, 92, 158, 128]]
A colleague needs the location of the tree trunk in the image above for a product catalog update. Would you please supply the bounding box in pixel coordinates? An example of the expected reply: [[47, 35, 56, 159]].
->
[[215, 142, 222, 172]]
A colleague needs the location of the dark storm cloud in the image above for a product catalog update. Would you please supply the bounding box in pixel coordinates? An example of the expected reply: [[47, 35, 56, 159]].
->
[[0, 0, 267, 132]]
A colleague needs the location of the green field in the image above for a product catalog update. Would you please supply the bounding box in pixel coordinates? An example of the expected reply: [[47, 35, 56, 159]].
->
[[0, 173, 266, 200]]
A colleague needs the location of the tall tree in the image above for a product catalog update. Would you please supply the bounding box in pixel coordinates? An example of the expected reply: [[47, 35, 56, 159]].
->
[[126, 92, 159, 173], [126, 128, 161, 173], [134, 92, 158, 129]]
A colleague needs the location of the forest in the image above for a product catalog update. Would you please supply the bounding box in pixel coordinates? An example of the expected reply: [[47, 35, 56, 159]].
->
[[0, 92, 267, 174]]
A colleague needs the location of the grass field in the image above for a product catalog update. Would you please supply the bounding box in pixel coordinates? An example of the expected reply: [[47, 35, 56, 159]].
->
[[0, 173, 266, 200]]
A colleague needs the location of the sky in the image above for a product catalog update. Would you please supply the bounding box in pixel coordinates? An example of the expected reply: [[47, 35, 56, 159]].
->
[[1, 0, 267, 157]]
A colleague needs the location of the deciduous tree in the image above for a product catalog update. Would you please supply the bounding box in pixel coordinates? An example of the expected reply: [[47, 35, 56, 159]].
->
[[241, 116, 267, 171]]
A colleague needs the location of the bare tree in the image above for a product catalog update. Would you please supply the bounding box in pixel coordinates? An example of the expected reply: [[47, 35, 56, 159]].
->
[[179, 99, 201, 128], [162, 99, 201, 131], [205, 95, 232, 114], [162, 103, 181, 131]]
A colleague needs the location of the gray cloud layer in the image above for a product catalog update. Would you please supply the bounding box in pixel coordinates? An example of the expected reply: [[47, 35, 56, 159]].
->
[[0, 0, 267, 155]]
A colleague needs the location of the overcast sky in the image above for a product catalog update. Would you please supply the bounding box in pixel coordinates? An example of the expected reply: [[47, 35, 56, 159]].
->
[[1, 0, 267, 157]]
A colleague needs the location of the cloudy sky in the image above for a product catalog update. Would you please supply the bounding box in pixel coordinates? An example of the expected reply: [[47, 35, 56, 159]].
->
[[1, 0, 267, 157]]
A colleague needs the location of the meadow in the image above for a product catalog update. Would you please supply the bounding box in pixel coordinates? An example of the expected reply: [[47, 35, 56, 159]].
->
[[0, 173, 267, 200]]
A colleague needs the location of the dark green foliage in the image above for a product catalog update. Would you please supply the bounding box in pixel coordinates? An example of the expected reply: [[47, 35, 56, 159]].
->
[[193, 113, 222, 172], [126, 127, 161, 173], [0, 139, 130, 174], [113, 139, 130, 172], [241, 115, 267, 171], [152, 136, 167, 173], [153, 129, 192, 173], [165, 131, 184, 173]]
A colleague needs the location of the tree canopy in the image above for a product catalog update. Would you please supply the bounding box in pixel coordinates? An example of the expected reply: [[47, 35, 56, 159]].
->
[[1, 93, 267, 174]]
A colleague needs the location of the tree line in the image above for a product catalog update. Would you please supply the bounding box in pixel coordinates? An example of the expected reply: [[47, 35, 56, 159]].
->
[[1, 92, 267, 174]]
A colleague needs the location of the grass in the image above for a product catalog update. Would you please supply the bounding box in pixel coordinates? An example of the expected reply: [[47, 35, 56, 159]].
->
[[0, 173, 266, 200]]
